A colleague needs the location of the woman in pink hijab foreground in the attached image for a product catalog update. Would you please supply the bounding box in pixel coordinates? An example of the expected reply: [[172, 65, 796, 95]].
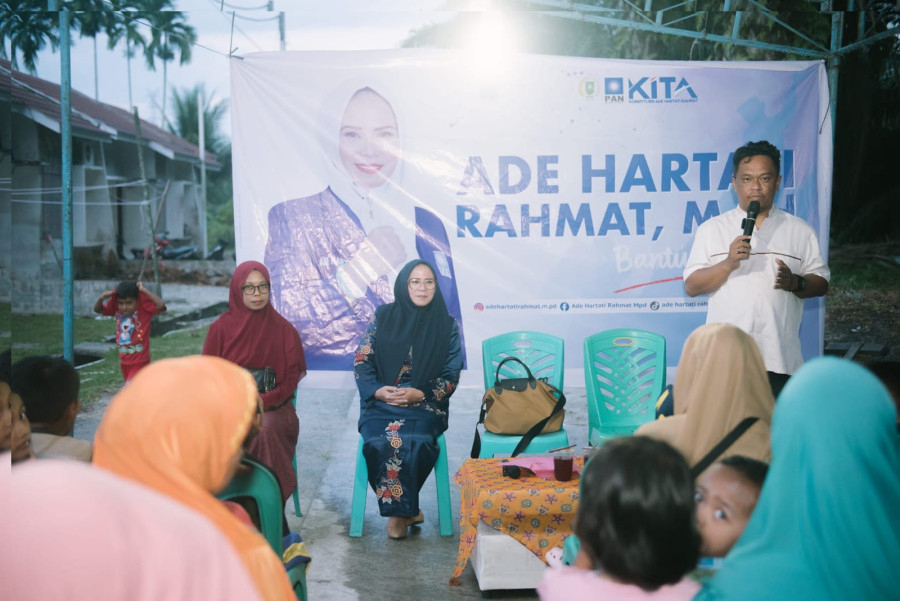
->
[[1, 458, 261, 601]]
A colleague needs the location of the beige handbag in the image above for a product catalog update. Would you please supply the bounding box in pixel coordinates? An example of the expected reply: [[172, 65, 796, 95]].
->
[[471, 357, 566, 457]]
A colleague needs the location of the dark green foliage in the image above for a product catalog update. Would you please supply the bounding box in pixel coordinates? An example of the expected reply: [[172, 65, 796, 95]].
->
[[167, 84, 234, 249], [0, 0, 196, 74]]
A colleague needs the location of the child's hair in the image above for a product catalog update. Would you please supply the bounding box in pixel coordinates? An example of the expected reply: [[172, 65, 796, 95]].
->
[[0, 348, 11, 384], [575, 436, 701, 591], [11, 355, 80, 423], [718, 455, 769, 489], [115, 281, 139, 299]]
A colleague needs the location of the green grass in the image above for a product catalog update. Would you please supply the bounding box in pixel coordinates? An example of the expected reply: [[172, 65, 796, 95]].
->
[[5, 305, 208, 405], [829, 262, 900, 291]]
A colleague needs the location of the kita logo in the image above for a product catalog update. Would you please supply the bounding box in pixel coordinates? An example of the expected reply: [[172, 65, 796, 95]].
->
[[628, 76, 697, 100]]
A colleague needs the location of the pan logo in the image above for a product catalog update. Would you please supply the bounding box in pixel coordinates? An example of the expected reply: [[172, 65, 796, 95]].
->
[[604, 77, 625, 103], [604, 76, 699, 104]]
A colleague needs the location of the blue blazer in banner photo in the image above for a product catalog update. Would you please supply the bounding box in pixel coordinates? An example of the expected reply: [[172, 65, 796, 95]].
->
[[264, 189, 466, 371], [416, 206, 466, 367]]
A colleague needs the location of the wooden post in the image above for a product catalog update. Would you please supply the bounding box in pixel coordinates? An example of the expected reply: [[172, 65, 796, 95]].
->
[[132, 107, 162, 298]]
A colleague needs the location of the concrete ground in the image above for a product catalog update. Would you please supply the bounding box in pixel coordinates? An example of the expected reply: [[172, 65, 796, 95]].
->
[[71, 284, 591, 600], [76, 383, 591, 601]]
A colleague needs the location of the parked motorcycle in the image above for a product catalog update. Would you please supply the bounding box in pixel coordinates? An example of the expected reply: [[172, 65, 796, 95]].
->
[[131, 232, 201, 260], [206, 238, 230, 260], [131, 234, 169, 260], [161, 240, 201, 260]]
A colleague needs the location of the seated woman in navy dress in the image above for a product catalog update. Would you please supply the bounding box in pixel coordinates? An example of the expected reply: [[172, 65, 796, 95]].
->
[[354, 259, 463, 539]]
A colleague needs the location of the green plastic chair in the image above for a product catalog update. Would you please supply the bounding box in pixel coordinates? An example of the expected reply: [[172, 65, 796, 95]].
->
[[218, 457, 308, 601], [477, 331, 569, 457], [290, 392, 301, 517], [583, 329, 666, 446], [349, 433, 453, 537]]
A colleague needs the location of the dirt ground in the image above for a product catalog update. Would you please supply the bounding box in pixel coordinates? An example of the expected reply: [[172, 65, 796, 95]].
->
[[824, 242, 900, 360]]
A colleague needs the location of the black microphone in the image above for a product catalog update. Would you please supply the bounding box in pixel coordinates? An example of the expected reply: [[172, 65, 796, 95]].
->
[[741, 201, 760, 237]]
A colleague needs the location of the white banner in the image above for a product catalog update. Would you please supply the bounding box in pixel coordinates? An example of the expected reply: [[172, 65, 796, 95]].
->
[[231, 51, 832, 387]]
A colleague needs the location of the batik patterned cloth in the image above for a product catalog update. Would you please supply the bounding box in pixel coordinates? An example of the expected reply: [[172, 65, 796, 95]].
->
[[450, 457, 585, 584]]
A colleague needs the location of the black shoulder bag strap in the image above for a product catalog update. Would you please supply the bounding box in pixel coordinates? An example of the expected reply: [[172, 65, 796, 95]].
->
[[689, 416, 759, 479], [470, 356, 566, 458], [509, 384, 565, 458]]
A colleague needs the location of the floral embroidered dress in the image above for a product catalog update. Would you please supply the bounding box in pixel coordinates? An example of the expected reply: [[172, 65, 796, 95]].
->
[[354, 260, 463, 518]]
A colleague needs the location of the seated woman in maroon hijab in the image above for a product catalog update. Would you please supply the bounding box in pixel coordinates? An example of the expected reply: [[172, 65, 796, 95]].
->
[[203, 260, 306, 504]]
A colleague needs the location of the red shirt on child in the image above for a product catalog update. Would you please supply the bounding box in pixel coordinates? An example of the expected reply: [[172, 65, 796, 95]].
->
[[101, 290, 166, 381]]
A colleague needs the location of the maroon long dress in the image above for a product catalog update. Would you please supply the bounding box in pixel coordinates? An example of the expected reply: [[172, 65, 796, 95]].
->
[[203, 260, 306, 503]]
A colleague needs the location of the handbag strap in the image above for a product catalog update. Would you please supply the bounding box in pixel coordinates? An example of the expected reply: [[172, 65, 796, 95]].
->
[[510, 383, 565, 457], [470, 382, 567, 458], [475, 356, 540, 429], [689, 417, 759, 479], [492, 356, 538, 390]]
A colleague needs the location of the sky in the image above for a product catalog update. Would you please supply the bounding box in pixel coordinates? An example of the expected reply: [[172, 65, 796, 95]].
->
[[33, 0, 457, 138]]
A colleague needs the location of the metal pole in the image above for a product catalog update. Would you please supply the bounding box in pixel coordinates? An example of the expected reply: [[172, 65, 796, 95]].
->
[[279, 12, 285, 51], [132, 107, 163, 298], [93, 36, 99, 100], [127, 38, 133, 109], [828, 10, 843, 142], [57, 3, 75, 363], [198, 89, 208, 256], [161, 32, 168, 127]]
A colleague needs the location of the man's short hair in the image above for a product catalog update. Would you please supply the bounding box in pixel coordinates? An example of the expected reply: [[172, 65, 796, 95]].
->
[[11, 355, 80, 423], [115, 281, 139, 300], [733, 140, 781, 175], [719, 455, 769, 489]]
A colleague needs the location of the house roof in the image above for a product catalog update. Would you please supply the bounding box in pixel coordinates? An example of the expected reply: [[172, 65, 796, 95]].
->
[[0, 58, 219, 168]]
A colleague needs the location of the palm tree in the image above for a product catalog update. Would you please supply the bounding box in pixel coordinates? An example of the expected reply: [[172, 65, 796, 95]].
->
[[0, 0, 196, 102], [142, 7, 195, 126], [0, 5, 59, 74], [168, 84, 228, 154], [168, 84, 234, 247]]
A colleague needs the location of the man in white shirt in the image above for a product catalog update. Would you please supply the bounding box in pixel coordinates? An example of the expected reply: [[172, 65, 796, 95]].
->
[[684, 140, 830, 397]]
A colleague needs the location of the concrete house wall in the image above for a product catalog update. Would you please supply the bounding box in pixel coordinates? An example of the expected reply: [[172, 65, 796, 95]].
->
[[2, 59, 219, 314]]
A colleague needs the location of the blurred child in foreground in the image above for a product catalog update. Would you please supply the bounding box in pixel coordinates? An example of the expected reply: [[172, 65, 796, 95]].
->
[[12, 355, 92, 461], [538, 437, 701, 601]]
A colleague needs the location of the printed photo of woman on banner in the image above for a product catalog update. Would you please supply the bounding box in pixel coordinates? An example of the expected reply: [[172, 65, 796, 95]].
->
[[264, 82, 465, 370]]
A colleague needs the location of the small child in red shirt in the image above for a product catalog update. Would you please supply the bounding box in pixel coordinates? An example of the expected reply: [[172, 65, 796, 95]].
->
[[94, 281, 166, 382]]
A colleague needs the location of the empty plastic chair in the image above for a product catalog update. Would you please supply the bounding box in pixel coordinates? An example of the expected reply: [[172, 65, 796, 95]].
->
[[291, 392, 301, 517], [583, 329, 666, 446]]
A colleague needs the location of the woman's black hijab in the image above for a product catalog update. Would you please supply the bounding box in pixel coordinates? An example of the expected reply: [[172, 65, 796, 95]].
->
[[373, 260, 453, 390]]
